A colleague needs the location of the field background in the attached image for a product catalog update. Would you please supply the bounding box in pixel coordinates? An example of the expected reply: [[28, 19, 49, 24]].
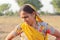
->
[[0, 16, 60, 40]]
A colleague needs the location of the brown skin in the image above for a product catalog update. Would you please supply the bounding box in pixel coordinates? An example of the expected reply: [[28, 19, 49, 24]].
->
[[20, 11, 37, 26], [5, 11, 60, 40], [51, 30, 60, 40]]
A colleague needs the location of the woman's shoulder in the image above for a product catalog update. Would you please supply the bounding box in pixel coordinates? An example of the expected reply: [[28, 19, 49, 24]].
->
[[38, 21, 48, 26], [16, 22, 24, 28], [15, 24, 22, 30]]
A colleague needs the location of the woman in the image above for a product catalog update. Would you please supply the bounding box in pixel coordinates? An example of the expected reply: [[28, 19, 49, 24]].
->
[[5, 4, 60, 40]]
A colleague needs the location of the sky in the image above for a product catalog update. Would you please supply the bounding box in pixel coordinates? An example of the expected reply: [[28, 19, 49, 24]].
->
[[0, 0, 54, 13]]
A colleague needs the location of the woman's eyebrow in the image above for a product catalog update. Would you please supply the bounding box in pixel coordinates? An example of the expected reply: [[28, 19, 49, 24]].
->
[[22, 16, 28, 18]]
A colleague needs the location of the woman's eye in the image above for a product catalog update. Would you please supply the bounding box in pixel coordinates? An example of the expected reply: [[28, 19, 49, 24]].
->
[[23, 16, 28, 18]]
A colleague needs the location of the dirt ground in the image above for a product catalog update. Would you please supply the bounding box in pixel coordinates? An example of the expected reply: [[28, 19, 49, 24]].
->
[[0, 16, 60, 40]]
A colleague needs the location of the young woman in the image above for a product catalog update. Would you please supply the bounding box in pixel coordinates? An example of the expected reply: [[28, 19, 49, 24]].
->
[[5, 4, 60, 40]]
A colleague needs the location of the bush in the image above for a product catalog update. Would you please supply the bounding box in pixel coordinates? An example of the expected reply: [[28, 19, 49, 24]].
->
[[55, 12, 60, 15], [0, 12, 4, 16]]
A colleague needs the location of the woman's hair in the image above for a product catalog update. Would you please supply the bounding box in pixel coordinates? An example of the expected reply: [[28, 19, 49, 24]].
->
[[19, 4, 43, 22], [19, 4, 36, 14]]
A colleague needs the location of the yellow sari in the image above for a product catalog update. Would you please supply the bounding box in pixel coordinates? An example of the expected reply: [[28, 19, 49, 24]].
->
[[20, 15, 48, 40]]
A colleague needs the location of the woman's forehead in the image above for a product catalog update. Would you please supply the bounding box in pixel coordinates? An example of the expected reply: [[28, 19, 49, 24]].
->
[[20, 11, 31, 15], [20, 11, 31, 17], [20, 11, 27, 14]]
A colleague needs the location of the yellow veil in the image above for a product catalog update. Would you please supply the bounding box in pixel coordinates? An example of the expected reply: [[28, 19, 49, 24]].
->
[[20, 4, 48, 40]]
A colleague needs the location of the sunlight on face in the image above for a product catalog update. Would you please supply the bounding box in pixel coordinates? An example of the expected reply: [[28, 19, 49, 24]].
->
[[20, 11, 35, 25]]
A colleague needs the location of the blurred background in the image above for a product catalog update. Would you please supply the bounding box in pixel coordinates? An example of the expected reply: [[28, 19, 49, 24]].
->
[[0, 0, 60, 40]]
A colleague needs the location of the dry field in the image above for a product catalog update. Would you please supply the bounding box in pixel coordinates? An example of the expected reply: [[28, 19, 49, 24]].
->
[[0, 16, 60, 40]]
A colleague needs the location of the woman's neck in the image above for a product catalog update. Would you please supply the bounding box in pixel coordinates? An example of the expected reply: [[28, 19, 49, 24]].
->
[[30, 19, 38, 29]]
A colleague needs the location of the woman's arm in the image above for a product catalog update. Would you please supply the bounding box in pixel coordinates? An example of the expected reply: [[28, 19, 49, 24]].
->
[[51, 30, 60, 40], [46, 23, 60, 40], [5, 25, 22, 40], [45, 24, 60, 40], [5, 31, 18, 40], [41, 22, 60, 40]]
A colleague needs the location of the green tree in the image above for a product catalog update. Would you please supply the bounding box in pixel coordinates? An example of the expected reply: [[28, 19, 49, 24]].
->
[[5, 10, 14, 16], [14, 11, 19, 16], [52, 0, 60, 13], [0, 12, 4, 16], [16, 0, 43, 11], [0, 4, 10, 16], [0, 4, 10, 12], [5, 10, 19, 16]]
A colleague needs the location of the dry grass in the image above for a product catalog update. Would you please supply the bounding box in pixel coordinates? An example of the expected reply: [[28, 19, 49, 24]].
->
[[0, 16, 60, 40]]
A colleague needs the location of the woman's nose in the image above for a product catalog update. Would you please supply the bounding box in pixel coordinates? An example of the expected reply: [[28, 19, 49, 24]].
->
[[24, 18, 28, 22]]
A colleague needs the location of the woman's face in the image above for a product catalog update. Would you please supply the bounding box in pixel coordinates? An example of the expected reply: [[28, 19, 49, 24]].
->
[[20, 11, 36, 25]]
